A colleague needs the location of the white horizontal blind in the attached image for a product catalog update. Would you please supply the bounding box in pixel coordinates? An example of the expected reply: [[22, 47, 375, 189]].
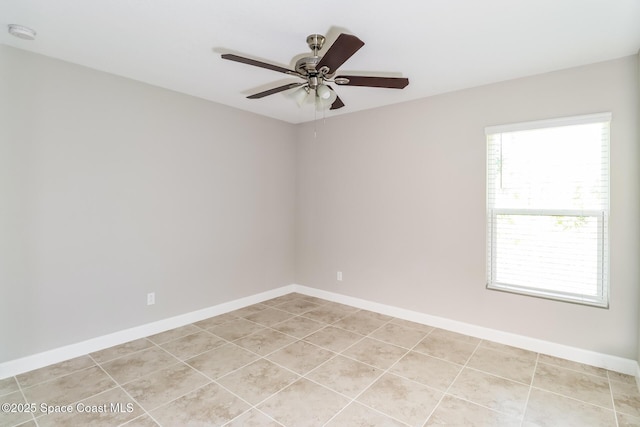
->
[[486, 113, 610, 307]]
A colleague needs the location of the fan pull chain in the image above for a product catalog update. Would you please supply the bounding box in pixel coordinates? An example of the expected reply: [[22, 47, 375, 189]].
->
[[314, 107, 317, 139]]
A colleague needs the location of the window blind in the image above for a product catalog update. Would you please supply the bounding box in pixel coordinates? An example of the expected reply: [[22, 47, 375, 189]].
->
[[486, 113, 610, 307]]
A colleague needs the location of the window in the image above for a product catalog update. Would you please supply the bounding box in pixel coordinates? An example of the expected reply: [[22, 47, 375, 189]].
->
[[486, 113, 610, 307]]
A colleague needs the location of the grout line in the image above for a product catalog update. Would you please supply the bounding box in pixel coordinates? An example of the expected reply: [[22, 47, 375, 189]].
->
[[221, 407, 285, 427], [15, 357, 98, 390], [536, 358, 610, 380], [424, 339, 483, 424], [90, 354, 164, 427], [322, 318, 432, 427], [90, 338, 157, 365], [520, 352, 539, 426], [461, 365, 535, 388], [606, 371, 621, 427], [12, 374, 39, 427], [527, 385, 621, 414]]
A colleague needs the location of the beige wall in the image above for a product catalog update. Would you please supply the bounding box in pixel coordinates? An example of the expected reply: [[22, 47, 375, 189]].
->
[[0, 46, 297, 362], [296, 56, 639, 359], [2, 44, 638, 365]]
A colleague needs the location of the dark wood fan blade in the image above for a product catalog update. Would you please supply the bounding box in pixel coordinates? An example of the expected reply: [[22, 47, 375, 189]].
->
[[330, 95, 345, 110], [326, 85, 345, 110], [221, 54, 296, 75], [247, 82, 305, 99], [316, 34, 365, 73], [336, 75, 409, 89]]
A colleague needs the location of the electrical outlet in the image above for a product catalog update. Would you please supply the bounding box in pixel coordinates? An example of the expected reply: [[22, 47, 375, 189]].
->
[[147, 292, 155, 305], [337, 271, 343, 281]]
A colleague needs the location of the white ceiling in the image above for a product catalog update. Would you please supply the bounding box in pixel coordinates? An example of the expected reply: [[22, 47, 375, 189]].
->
[[2, 0, 639, 124]]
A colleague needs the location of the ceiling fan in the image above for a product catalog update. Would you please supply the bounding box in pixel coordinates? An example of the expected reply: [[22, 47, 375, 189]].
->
[[221, 33, 409, 110]]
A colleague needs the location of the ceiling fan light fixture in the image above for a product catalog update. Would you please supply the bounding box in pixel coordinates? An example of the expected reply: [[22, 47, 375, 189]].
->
[[221, 32, 409, 112], [316, 86, 338, 110], [292, 86, 310, 107], [316, 84, 331, 100]]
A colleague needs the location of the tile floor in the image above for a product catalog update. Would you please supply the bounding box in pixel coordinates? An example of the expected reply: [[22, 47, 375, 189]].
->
[[1, 292, 639, 426]]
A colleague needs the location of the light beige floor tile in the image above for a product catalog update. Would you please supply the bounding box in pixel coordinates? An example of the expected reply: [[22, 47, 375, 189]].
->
[[302, 305, 356, 324], [533, 363, 613, 408], [90, 338, 154, 364], [617, 412, 640, 427], [16, 356, 95, 388], [151, 383, 249, 426], [233, 328, 296, 356], [229, 303, 270, 318], [447, 368, 529, 417], [332, 311, 391, 335], [217, 359, 298, 405], [319, 301, 361, 313], [259, 378, 349, 427], [369, 323, 428, 349], [0, 376, 19, 396], [22, 366, 116, 408], [271, 316, 325, 338], [428, 328, 481, 345], [609, 371, 637, 385], [296, 295, 331, 306], [192, 312, 238, 329], [306, 355, 383, 398], [389, 318, 435, 334], [159, 330, 226, 360], [522, 388, 617, 426], [185, 343, 258, 379], [9, 296, 631, 427], [538, 353, 607, 377], [261, 293, 304, 306], [342, 337, 406, 370], [414, 333, 478, 365], [36, 386, 143, 427], [244, 308, 296, 327], [611, 378, 640, 418], [226, 408, 283, 426], [146, 324, 201, 345], [100, 347, 178, 385], [304, 326, 363, 352], [0, 390, 33, 426], [426, 395, 521, 426], [120, 414, 160, 426], [390, 351, 461, 391], [357, 373, 442, 426], [479, 340, 538, 359], [326, 401, 407, 426], [266, 340, 334, 375], [467, 346, 536, 384], [121, 362, 210, 411], [208, 317, 265, 341], [273, 299, 321, 315]]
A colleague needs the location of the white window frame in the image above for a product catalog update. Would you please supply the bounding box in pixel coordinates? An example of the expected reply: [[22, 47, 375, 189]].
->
[[486, 113, 610, 308]]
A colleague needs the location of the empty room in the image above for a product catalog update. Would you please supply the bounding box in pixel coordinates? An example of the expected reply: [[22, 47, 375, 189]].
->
[[1, 1, 639, 426]]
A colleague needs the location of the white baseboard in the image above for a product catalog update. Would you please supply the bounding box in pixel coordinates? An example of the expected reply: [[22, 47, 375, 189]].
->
[[292, 284, 638, 376], [1, 283, 637, 379], [0, 285, 295, 379], [636, 362, 640, 393]]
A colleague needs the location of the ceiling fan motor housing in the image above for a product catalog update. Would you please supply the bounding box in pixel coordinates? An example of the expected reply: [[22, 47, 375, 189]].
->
[[306, 34, 325, 54]]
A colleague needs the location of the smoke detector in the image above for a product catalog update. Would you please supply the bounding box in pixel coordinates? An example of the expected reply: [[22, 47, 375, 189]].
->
[[8, 24, 36, 40]]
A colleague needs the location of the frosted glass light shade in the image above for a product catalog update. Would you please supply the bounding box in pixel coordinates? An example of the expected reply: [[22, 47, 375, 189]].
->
[[292, 86, 309, 107], [316, 84, 331, 99]]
